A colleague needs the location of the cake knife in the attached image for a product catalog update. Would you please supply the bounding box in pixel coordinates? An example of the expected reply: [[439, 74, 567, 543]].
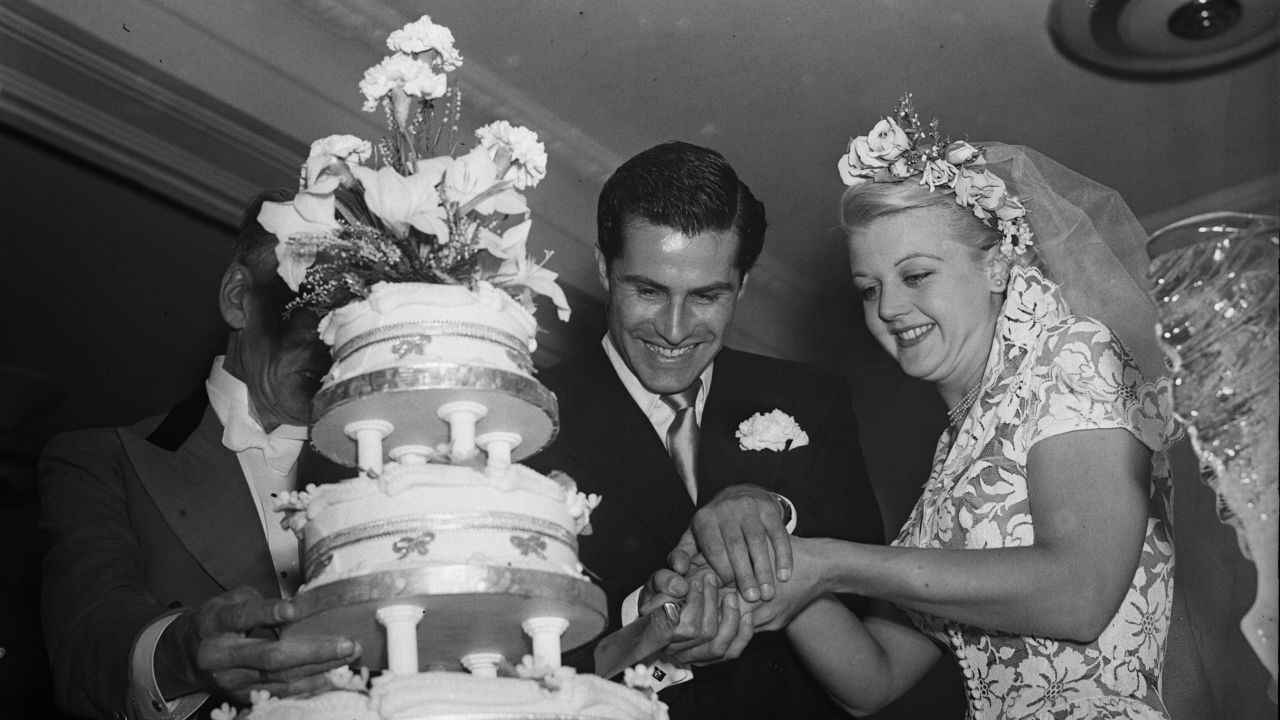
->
[[593, 601, 682, 680]]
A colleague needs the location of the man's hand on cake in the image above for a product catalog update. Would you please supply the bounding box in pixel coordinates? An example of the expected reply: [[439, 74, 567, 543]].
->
[[158, 586, 362, 703], [689, 484, 792, 603]]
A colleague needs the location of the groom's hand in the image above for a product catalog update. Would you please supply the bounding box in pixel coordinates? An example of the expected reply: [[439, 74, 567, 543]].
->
[[653, 570, 755, 666], [691, 484, 792, 602]]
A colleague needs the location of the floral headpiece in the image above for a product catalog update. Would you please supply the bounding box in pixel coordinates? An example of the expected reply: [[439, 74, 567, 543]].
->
[[837, 94, 1033, 259], [259, 15, 569, 321]]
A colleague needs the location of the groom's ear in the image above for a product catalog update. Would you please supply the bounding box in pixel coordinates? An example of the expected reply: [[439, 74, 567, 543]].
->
[[737, 271, 750, 298], [595, 245, 611, 292]]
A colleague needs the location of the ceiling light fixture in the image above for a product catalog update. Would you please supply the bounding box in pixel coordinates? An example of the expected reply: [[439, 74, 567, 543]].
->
[[1049, 0, 1278, 77]]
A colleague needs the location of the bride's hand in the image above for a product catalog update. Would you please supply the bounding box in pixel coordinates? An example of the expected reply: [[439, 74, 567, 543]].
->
[[742, 536, 828, 632]]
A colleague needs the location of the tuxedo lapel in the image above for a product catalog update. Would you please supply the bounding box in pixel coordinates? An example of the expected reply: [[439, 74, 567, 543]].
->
[[552, 347, 694, 546], [122, 405, 279, 598], [699, 349, 789, 498]]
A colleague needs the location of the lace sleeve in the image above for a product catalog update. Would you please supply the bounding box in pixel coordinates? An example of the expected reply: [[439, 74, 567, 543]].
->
[[1026, 317, 1176, 453]]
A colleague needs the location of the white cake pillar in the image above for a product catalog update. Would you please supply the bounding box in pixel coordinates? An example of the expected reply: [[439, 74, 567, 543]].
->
[[437, 401, 488, 463], [461, 652, 504, 678], [477, 432, 522, 476], [376, 604, 426, 675], [522, 616, 570, 668], [344, 420, 395, 477], [389, 444, 435, 466]]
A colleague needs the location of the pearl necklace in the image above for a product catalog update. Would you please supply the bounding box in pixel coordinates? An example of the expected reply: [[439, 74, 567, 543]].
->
[[946, 380, 983, 427]]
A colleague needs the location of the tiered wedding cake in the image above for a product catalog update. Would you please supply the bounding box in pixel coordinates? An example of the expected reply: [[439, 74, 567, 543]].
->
[[228, 15, 668, 720]]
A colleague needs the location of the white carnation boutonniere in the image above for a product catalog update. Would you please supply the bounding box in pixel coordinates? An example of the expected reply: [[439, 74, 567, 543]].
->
[[736, 410, 810, 452]]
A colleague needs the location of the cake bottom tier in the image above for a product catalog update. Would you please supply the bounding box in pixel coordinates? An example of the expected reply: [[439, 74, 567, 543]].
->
[[245, 671, 667, 720]]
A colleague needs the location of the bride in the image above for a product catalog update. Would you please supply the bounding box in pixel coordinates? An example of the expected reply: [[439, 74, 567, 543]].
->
[[651, 96, 1178, 719]]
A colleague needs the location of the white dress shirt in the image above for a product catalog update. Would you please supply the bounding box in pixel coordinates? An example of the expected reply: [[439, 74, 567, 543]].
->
[[602, 336, 713, 497], [131, 356, 307, 719]]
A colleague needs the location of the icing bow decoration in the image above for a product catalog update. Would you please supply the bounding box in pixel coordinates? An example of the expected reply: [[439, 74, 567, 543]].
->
[[736, 410, 810, 452]]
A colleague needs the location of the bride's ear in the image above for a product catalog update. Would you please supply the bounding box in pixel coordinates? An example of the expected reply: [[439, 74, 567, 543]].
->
[[984, 253, 1011, 293]]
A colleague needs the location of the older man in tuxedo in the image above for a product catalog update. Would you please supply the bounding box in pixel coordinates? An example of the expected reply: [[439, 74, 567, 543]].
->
[[39, 191, 358, 720], [527, 142, 883, 720]]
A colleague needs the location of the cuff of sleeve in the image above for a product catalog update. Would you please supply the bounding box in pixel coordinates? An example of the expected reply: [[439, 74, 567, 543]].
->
[[130, 611, 208, 720], [621, 587, 642, 625], [771, 492, 798, 534], [647, 659, 694, 692]]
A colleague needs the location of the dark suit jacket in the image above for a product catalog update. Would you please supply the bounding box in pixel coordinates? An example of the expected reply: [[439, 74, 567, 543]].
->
[[38, 387, 341, 720], [527, 345, 884, 720]]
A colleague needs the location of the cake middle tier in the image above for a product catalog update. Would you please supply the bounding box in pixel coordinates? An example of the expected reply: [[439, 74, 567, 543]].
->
[[282, 565, 608, 673]]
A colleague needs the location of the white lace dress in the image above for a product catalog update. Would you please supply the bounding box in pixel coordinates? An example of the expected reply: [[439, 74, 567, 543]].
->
[[893, 266, 1178, 719]]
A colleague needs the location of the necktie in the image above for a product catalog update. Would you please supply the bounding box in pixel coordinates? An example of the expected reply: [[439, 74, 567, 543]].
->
[[222, 410, 307, 474], [660, 380, 702, 503]]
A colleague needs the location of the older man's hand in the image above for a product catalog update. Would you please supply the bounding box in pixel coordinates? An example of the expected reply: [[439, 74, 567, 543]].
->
[[687, 484, 792, 603], [157, 586, 362, 704]]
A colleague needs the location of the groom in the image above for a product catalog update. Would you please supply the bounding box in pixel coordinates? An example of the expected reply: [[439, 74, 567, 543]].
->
[[527, 141, 883, 720]]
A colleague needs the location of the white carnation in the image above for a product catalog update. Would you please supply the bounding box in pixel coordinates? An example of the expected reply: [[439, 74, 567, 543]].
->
[[387, 15, 463, 71], [736, 410, 810, 452], [476, 121, 548, 190], [359, 53, 448, 112]]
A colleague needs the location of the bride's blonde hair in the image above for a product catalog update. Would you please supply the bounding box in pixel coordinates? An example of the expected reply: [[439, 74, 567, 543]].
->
[[840, 181, 1041, 271]]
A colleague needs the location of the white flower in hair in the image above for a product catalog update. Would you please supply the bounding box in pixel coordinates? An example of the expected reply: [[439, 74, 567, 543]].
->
[[737, 410, 810, 452], [837, 94, 1034, 260]]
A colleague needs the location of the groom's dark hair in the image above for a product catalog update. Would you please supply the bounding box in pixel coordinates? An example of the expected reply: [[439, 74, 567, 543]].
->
[[597, 141, 767, 276]]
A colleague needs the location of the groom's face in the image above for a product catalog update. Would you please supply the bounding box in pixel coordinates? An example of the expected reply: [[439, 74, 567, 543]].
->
[[599, 221, 745, 395]]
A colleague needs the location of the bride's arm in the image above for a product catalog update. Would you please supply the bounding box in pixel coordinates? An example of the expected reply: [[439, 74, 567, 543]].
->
[[784, 596, 941, 716], [773, 428, 1150, 642]]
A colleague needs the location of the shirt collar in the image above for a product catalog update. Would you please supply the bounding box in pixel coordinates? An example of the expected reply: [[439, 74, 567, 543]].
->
[[206, 356, 307, 471], [601, 336, 714, 417]]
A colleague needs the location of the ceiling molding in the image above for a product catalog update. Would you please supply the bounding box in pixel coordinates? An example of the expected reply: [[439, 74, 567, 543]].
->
[[0, 1, 300, 222]]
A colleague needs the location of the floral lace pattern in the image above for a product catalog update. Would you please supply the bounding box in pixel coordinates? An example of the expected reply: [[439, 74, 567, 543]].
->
[[893, 266, 1177, 719]]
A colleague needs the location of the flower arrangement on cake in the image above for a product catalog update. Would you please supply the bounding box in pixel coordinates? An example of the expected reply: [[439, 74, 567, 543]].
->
[[259, 15, 569, 323]]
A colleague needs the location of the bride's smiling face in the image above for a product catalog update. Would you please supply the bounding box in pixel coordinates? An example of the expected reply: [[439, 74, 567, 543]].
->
[[848, 207, 1004, 399]]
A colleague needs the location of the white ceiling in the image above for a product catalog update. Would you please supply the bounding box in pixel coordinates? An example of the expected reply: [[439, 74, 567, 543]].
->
[[2, 0, 1277, 368]]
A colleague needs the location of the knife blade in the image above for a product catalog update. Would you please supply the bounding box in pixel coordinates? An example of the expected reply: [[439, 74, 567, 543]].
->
[[593, 601, 681, 680]]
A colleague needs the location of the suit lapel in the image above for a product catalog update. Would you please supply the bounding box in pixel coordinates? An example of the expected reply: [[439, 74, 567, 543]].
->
[[122, 404, 280, 598], [553, 347, 694, 546], [699, 349, 789, 498]]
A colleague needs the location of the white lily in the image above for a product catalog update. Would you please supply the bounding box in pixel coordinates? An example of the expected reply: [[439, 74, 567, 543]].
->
[[444, 147, 529, 217], [477, 219, 531, 260], [259, 194, 340, 290], [351, 160, 451, 239], [494, 253, 571, 322]]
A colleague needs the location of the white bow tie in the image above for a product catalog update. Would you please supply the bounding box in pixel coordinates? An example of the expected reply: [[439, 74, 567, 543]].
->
[[222, 412, 307, 474]]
